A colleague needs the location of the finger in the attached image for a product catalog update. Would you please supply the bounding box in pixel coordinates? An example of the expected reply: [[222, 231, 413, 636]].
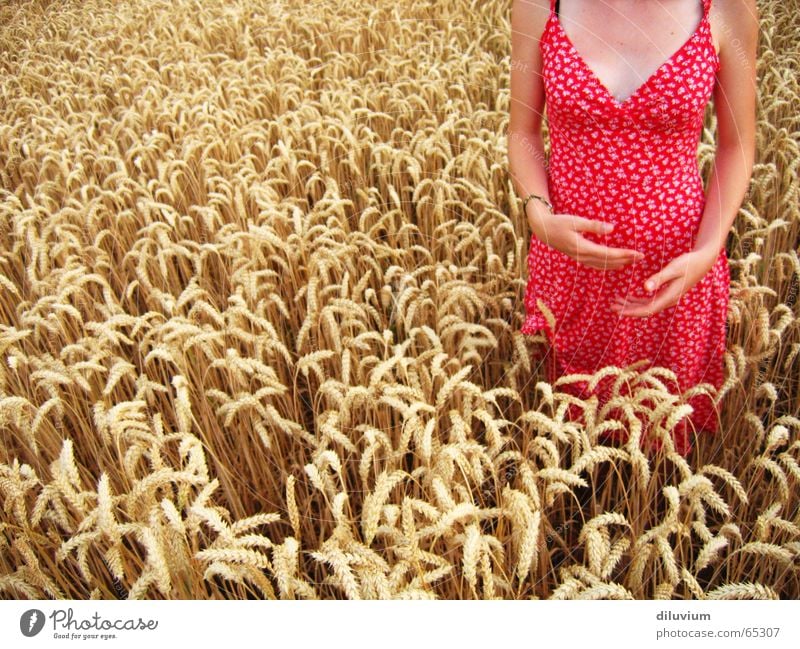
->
[[572, 248, 636, 270], [612, 284, 673, 310], [575, 245, 644, 270], [613, 301, 655, 317], [612, 293, 650, 302], [615, 284, 682, 317], [612, 294, 650, 306], [611, 295, 654, 314], [579, 238, 644, 261], [568, 214, 616, 236]]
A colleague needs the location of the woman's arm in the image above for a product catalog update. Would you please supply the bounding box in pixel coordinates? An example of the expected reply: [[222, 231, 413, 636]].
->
[[692, 0, 759, 258], [612, 0, 759, 318], [508, 0, 643, 270], [508, 0, 550, 228]]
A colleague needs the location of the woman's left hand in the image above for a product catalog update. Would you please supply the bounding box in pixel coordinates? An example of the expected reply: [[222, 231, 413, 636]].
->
[[610, 249, 718, 317]]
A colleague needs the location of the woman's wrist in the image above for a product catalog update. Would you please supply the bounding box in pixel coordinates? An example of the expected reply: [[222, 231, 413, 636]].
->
[[522, 192, 552, 216], [525, 198, 553, 236], [690, 242, 722, 267]]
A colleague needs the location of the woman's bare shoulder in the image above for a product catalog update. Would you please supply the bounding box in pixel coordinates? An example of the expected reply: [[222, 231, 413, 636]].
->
[[710, 0, 759, 38], [709, 0, 759, 59], [511, 0, 550, 42], [710, 0, 758, 18]]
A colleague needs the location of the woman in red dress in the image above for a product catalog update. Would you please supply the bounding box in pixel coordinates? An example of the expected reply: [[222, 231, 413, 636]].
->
[[508, 0, 758, 455]]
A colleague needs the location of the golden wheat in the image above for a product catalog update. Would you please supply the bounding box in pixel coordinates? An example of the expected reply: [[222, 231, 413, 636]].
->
[[0, 0, 797, 601]]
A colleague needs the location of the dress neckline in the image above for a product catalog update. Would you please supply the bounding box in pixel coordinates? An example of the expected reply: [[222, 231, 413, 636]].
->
[[550, 0, 715, 110]]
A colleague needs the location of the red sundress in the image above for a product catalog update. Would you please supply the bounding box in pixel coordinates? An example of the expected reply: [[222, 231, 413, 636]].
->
[[520, 0, 729, 455]]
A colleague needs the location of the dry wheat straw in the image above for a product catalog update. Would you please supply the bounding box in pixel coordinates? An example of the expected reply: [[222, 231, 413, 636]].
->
[[0, 0, 797, 602]]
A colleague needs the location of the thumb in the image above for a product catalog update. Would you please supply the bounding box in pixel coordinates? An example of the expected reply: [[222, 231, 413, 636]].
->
[[644, 266, 675, 292], [644, 257, 684, 292]]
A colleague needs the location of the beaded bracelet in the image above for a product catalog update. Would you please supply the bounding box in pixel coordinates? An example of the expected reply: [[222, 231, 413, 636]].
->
[[521, 192, 553, 215]]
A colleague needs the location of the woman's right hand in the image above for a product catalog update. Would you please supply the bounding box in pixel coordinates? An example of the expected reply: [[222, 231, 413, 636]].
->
[[528, 207, 643, 271]]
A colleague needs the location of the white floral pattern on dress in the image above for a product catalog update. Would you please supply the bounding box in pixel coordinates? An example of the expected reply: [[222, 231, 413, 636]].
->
[[521, 0, 728, 456]]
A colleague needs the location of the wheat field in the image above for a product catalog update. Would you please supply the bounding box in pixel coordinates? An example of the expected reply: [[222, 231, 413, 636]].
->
[[0, 0, 797, 600]]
